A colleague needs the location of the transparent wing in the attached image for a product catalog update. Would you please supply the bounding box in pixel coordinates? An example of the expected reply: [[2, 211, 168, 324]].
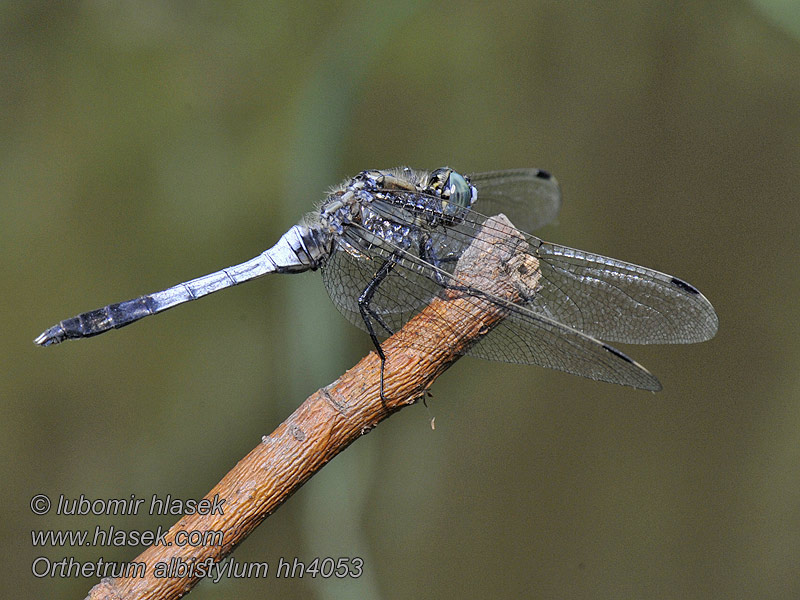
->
[[469, 169, 561, 232], [464, 308, 662, 391], [527, 240, 719, 344], [320, 209, 662, 390], [448, 204, 719, 345]]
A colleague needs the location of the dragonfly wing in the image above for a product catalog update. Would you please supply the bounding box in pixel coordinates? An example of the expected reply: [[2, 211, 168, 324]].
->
[[464, 304, 662, 391], [526, 238, 719, 344], [469, 169, 561, 232]]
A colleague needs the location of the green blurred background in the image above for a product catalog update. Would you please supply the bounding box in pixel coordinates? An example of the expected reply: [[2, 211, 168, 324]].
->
[[3, 1, 799, 598]]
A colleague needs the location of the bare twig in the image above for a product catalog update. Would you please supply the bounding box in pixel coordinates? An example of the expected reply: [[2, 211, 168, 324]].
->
[[86, 215, 528, 600]]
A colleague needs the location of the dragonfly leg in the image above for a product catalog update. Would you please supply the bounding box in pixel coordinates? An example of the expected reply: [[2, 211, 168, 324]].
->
[[358, 256, 398, 403]]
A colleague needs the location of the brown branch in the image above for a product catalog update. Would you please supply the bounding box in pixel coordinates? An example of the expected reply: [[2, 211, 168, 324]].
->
[[86, 215, 529, 600]]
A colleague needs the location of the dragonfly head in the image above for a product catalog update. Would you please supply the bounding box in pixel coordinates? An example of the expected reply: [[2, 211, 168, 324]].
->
[[428, 168, 477, 219]]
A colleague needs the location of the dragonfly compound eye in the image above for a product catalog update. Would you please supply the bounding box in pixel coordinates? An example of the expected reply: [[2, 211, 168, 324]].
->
[[425, 168, 476, 222], [443, 171, 473, 208]]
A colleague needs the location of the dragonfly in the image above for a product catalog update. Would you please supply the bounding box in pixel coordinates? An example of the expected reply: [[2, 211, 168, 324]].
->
[[35, 167, 718, 393]]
